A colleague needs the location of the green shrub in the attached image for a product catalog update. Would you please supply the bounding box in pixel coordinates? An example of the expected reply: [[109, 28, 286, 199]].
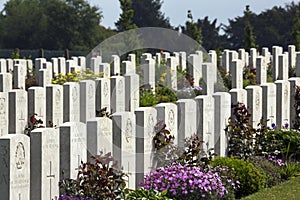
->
[[125, 187, 171, 200], [257, 129, 300, 159], [210, 157, 267, 199], [59, 151, 126, 199], [249, 156, 283, 187]]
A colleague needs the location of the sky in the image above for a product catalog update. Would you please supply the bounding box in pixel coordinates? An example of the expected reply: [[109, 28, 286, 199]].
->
[[0, 0, 297, 28]]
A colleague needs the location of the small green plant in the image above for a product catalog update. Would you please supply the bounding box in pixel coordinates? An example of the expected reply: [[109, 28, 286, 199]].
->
[[226, 103, 257, 159], [125, 187, 171, 200], [59, 151, 127, 199], [210, 157, 267, 199]]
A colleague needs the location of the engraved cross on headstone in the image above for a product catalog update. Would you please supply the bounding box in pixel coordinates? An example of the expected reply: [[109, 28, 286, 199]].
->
[[46, 161, 55, 200]]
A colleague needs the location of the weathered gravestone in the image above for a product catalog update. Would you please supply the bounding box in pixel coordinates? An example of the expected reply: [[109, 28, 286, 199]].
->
[[30, 128, 59, 200], [230, 59, 243, 89], [155, 103, 178, 145], [46, 84, 63, 127], [59, 122, 87, 180], [28, 87, 46, 127], [246, 85, 262, 128], [99, 63, 110, 78], [135, 107, 156, 185], [124, 74, 140, 112], [95, 78, 111, 114], [79, 80, 96, 123], [213, 92, 231, 157], [58, 57, 66, 75], [112, 112, 136, 189], [278, 54, 288, 80], [0, 92, 8, 136], [288, 45, 296, 68], [195, 95, 214, 151], [0, 134, 30, 200], [111, 55, 120, 75], [188, 54, 202, 87], [0, 73, 12, 92], [275, 80, 290, 128], [86, 117, 113, 162], [110, 76, 125, 113], [272, 46, 283, 81], [9, 90, 27, 134], [289, 77, 300, 128], [13, 63, 26, 89], [202, 62, 216, 95], [256, 56, 267, 84], [63, 82, 80, 122], [142, 58, 155, 91], [261, 83, 276, 126], [176, 99, 197, 147]]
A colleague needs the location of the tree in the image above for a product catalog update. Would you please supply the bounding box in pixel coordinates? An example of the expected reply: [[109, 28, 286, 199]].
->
[[115, 0, 137, 31], [291, 8, 300, 51], [131, 0, 171, 28], [182, 10, 202, 45], [0, 0, 109, 50], [196, 17, 228, 51], [243, 5, 257, 50]]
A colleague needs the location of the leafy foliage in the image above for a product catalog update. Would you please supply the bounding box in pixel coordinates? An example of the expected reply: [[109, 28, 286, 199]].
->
[[59, 151, 127, 199], [125, 187, 171, 200], [131, 0, 171, 28], [243, 5, 258, 51], [182, 10, 202, 45], [115, 0, 137, 31], [293, 85, 300, 130], [210, 157, 267, 199], [226, 103, 257, 159], [52, 69, 103, 85]]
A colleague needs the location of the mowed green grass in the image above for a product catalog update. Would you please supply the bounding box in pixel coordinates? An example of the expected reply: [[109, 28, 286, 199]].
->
[[242, 176, 300, 200]]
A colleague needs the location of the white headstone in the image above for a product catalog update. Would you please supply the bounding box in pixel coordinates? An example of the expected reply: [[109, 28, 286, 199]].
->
[[35, 58, 46, 72], [128, 54, 136, 71], [213, 92, 231, 157], [78, 56, 86, 71], [9, 90, 27, 134], [221, 49, 230, 72], [80, 80, 96, 123], [238, 48, 246, 67], [63, 82, 80, 122], [288, 45, 296, 68], [59, 122, 87, 180], [0, 134, 30, 200], [46, 84, 63, 127], [112, 112, 136, 189], [202, 62, 215, 94], [51, 58, 59, 77], [110, 76, 125, 113], [58, 57, 66, 75], [155, 103, 178, 145], [135, 107, 156, 185], [38, 67, 52, 87], [28, 87, 46, 127], [256, 56, 267, 84], [272, 46, 283, 81], [143, 58, 155, 91], [246, 85, 262, 128], [0, 73, 12, 92], [0, 59, 7, 73], [95, 78, 111, 114], [176, 99, 197, 147], [99, 63, 110, 78], [188, 54, 202, 86], [124, 74, 140, 112], [229, 88, 247, 106], [13, 64, 26, 89], [6, 59, 13, 73], [30, 128, 59, 200], [0, 92, 8, 136], [179, 51, 187, 71], [249, 48, 257, 69], [122, 61, 135, 75], [111, 55, 120, 75], [261, 83, 276, 126], [278, 54, 288, 80], [289, 77, 300, 129], [166, 56, 177, 90], [86, 117, 113, 162], [275, 80, 290, 128], [195, 95, 214, 151], [230, 59, 243, 89]]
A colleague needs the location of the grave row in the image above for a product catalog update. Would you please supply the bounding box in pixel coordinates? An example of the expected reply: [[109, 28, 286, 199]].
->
[[0, 45, 300, 199]]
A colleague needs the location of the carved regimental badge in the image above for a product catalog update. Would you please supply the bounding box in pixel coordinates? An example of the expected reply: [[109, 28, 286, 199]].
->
[[15, 142, 25, 170]]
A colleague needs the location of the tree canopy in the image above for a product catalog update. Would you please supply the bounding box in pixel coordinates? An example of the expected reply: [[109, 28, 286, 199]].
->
[[0, 0, 115, 50]]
